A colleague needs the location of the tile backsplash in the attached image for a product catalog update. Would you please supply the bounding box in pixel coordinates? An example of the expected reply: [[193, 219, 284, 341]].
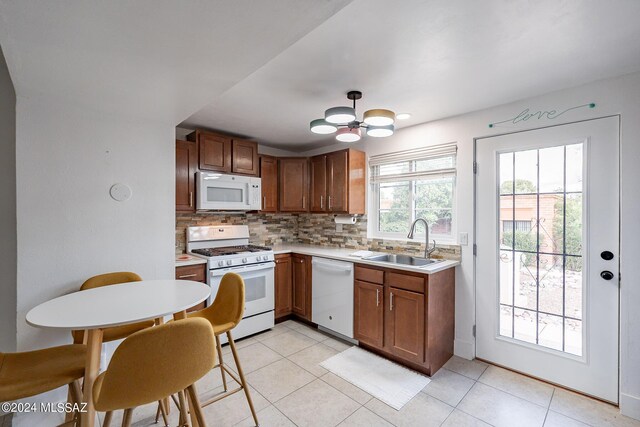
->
[[176, 213, 461, 260]]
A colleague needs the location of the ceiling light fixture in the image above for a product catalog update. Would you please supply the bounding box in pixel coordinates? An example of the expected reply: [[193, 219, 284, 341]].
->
[[309, 91, 396, 141]]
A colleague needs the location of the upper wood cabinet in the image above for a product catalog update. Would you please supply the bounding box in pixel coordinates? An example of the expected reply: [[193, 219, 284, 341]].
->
[[187, 130, 258, 176], [260, 155, 278, 212], [309, 149, 366, 214], [279, 158, 309, 212], [175, 140, 197, 212], [292, 254, 312, 320], [232, 138, 259, 176], [188, 130, 232, 173], [274, 254, 293, 319]]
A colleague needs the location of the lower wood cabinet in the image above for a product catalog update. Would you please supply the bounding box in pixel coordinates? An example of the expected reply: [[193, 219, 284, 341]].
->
[[354, 264, 455, 375], [292, 254, 312, 320], [175, 263, 207, 312], [275, 254, 293, 318], [354, 280, 384, 348]]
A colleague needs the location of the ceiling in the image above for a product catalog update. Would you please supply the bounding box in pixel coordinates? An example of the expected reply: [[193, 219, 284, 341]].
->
[[181, 0, 640, 151], [1, 1, 639, 150], [0, 0, 352, 124]]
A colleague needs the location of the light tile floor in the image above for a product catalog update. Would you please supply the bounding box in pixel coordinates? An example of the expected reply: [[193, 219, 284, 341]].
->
[[6, 319, 640, 427]]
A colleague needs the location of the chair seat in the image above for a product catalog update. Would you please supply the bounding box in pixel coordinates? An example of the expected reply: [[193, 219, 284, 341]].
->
[[0, 344, 86, 402], [73, 320, 156, 344]]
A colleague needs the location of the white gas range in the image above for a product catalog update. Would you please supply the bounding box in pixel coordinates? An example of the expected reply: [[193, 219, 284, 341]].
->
[[187, 225, 275, 342]]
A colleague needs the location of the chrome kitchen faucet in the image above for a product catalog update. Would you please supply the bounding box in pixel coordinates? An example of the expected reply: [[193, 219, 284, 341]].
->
[[407, 218, 436, 259]]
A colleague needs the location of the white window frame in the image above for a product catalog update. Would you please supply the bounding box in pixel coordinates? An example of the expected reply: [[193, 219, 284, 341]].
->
[[368, 143, 458, 244]]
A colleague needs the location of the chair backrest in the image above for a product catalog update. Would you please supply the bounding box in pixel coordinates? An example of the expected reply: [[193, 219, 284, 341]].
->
[[207, 272, 246, 328], [80, 271, 142, 291], [72, 272, 143, 343], [92, 318, 215, 412]]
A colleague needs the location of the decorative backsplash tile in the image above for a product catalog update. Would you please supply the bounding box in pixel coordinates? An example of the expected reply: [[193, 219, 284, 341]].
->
[[176, 213, 461, 260]]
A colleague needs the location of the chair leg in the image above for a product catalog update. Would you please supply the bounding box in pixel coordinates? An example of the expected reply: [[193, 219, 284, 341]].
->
[[64, 387, 74, 423], [186, 384, 207, 427], [158, 399, 169, 426], [121, 408, 133, 427], [103, 411, 113, 427], [177, 390, 191, 427], [228, 331, 259, 426], [215, 335, 228, 392]]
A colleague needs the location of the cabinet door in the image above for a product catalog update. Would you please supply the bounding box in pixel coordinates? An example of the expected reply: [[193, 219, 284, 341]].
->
[[354, 280, 384, 348], [175, 264, 207, 312], [275, 255, 293, 318], [232, 139, 259, 176], [197, 131, 232, 172], [279, 158, 309, 212], [260, 155, 278, 212], [176, 140, 197, 212], [386, 287, 425, 363], [292, 255, 311, 320], [327, 150, 348, 213], [309, 155, 327, 212]]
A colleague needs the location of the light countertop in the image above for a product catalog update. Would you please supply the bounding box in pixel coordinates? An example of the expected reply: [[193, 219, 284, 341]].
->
[[271, 244, 460, 274], [175, 253, 207, 268]]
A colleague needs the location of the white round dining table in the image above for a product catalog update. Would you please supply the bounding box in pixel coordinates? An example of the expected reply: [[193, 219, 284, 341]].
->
[[26, 279, 211, 427]]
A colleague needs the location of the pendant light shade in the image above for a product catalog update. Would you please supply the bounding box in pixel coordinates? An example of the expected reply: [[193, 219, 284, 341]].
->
[[309, 118, 338, 134], [366, 124, 394, 137], [363, 109, 395, 126], [335, 127, 361, 142], [325, 106, 356, 124]]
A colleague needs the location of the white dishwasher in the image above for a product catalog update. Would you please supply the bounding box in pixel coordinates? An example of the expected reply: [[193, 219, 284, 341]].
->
[[312, 257, 354, 339]]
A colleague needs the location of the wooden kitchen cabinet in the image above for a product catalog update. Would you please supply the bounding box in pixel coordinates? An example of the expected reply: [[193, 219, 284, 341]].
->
[[353, 264, 455, 375], [279, 158, 309, 212], [188, 130, 232, 173], [275, 254, 293, 319], [175, 264, 207, 312], [175, 140, 197, 212], [260, 155, 278, 212], [292, 254, 312, 320], [309, 149, 366, 214], [232, 138, 259, 176], [354, 280, 384, 348], [385, 287, 425, 364]]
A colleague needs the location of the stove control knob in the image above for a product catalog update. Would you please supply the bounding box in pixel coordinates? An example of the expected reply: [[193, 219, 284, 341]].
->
[[262, 255, 269, 261], [218, 260, 224, 267], [256, 256, 261, 262], [226, 260, 232, 266], [242, 257, 248, 263]]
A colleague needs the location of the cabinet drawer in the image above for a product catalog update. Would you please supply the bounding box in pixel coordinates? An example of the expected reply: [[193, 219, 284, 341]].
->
[[175, 264, 206, 282], [355, 265, 384, 284], [387, 272, 424, 293]]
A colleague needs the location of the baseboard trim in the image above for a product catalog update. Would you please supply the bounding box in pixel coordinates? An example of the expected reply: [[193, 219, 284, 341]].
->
[[620, 392, 640, 421], [454, 338, 475, 360]]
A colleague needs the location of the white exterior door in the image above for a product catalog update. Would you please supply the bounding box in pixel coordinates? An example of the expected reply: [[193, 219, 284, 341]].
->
[[475, 117, 619, 403]]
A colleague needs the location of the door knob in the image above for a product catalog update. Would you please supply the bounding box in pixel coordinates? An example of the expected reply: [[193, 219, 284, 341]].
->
[[600, 271, 614, 281], [600, 251, 614, 261]]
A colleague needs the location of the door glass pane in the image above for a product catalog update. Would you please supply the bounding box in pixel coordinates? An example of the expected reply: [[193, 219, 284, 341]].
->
[[244, 275, 266, 302], [498, 144, 584, 356]]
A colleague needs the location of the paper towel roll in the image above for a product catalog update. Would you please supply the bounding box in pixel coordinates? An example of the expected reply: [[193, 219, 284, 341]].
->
[[334, 215, 357, 225]]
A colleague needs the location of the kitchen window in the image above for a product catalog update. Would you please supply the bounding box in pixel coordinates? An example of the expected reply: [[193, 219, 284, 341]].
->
[[369, 143, 457, 242]]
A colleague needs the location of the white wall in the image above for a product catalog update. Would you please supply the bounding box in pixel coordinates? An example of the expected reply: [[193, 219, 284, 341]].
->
[[15, 97, 175, 353], [300, 71, 640, 418], [0, 45, 17, 352]]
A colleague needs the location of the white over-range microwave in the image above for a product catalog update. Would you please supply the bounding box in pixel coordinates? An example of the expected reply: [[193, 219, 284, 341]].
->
[[196, 172, 262, 211]]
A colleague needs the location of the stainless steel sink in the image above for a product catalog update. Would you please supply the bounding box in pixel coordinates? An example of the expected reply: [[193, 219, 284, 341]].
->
[[364, 253, 441, 267]]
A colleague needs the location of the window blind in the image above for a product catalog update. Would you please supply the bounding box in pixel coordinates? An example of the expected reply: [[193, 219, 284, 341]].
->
[[369, 142, 457, 183]]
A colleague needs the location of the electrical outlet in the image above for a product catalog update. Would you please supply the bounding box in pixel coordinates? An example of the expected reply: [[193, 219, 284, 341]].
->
[[459, 232, 469, 246]]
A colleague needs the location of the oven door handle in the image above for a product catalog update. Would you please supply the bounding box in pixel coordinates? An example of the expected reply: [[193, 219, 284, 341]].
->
[[209, 261, 276, 277]]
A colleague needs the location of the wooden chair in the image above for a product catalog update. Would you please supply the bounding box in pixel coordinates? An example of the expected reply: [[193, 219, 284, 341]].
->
[[0, 344, 86, 426], [187, 272, 259, 426], [92, 318, 215, 427]]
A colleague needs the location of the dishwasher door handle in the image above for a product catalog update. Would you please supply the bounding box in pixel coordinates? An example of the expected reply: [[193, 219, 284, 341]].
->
[[311, 259, 353, 272]]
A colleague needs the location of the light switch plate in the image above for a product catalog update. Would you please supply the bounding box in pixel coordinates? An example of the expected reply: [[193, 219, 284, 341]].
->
[[459, 232, 469, 246]]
